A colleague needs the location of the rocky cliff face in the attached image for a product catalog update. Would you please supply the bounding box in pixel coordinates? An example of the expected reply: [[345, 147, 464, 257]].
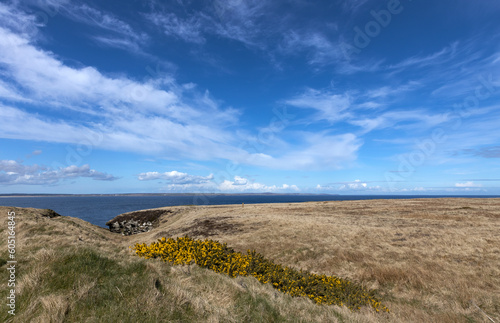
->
[[106, 209, 172, 236], [108, 219, 153, 235]]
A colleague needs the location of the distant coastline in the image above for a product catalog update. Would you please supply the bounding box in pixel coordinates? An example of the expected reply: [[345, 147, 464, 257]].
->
[[1, 194, 499, 228], [0, 193, 340, 198], [2, 193, 499, 198]]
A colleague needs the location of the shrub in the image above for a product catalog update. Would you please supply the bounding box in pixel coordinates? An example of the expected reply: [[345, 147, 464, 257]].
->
[[131, 236, 389, 312]]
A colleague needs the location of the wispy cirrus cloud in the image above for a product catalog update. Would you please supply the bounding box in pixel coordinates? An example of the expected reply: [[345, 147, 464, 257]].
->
[[256, 133, 362, 170], [338, 0, 373, 14], [383, 39, 500, 102], [146, 12, 205, 44], [279, 31, 343, 66], [146, 0, 272, 49], [0, 26, 176, 114], [366, 82, 420, 99], [387, 43, 458, 71], [285, 88, 352, 122], [30, 2, 151, 54], [0, 2, 41, 36], [209, 0, 271, 48], [0, 21, 240, 158], [146, 0, 349, 68], [460, 146, 500, 158], [350, 110, 450, 133], [61, 4, 143, 39], [0, 11, 362, 171], [283, 86, 450, 134]]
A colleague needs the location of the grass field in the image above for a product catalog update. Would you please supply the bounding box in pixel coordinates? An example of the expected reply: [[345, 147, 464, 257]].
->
[[1, 198, 499, 322]]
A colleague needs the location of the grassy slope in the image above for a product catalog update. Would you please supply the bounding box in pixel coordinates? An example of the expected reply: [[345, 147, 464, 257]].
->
[[0, 198, 499, 322]]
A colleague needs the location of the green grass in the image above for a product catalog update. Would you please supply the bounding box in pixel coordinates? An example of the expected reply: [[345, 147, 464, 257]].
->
[[0, 247, 202, 322], [234, 292, 285, 322], [1, 245, 352, 323]]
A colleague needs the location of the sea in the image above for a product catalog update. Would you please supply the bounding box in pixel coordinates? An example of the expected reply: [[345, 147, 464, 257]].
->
[[0, 194, 497, 228]]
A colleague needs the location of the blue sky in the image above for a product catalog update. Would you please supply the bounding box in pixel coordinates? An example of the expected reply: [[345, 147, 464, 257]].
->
[[0, 0, 499, 194]]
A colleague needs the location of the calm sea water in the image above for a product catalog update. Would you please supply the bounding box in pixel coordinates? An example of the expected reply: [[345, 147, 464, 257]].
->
[[0, 194, 497, 228]]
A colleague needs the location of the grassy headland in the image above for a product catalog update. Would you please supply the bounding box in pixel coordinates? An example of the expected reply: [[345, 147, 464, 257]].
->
[[1, 198, 499, 322]]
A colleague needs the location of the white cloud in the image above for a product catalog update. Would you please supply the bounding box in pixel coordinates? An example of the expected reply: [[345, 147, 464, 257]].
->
[[209, 0, 270, 48], [147, 12, 205, 44], [279, 31, 343, 66], [0, 27, 175, 112], [64, 4, 142, 38], [335, 179, 382, 191], [219, 176, 299, 192], [459, 145, 500, 159], [388, 44, 456, 71], [455, 181, 482, 188], [341, 0, 372, 13], [137, 171, 214, 184], [340, 179, 367, 190], [58, 3, 149, 53], [232, 176, 248, 185], [240, 132, 362, 170], [284, 85, 449, 135], [26, 149, 43, 159], [0, 24, 241, 159], [0, 2, 41, 37], [350, 110, 450, 133], [366, 82, 420, 99], [357, 101, 382, 109], [274, 133, 361, 170], [90, 36, 145, 54], [0, 4, 363, 171], [138, 171, 299, 193], [0, 104, 102, 144], [314, 181, 384, 193], [146, 0, 271, 49], [285, 88, 352, 122], [0, 160, 118, 185]]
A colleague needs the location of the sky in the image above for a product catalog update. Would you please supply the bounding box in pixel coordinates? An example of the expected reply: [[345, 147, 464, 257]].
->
[[0, 0, 499, 195]]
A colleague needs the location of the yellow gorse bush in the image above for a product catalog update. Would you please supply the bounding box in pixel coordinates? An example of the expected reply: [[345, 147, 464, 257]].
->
[[131, 236, 389, 312]]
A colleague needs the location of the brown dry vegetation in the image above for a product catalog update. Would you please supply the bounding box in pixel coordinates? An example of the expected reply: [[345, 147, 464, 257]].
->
[[1, 198, 499, 322]]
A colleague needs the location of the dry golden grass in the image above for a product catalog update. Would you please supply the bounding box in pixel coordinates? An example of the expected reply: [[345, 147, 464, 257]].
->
[[1, 198, 499, 322], [125, 198, 500, 322]]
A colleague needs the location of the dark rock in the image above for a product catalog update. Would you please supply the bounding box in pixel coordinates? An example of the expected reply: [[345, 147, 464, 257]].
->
[[40, 209, 62, 218], [106, 209, 173, 235]]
